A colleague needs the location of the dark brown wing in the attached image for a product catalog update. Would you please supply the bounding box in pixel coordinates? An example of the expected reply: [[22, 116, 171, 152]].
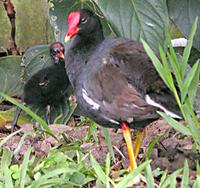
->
[[84, 63, 159, 122], [83, 37, 180, 123]]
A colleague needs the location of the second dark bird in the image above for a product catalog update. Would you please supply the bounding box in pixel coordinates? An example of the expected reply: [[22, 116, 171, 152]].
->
[[12, 42, 72, 129]]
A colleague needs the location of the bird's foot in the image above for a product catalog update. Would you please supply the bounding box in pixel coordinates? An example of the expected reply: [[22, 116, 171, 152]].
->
[[11, 123, 21, 132]]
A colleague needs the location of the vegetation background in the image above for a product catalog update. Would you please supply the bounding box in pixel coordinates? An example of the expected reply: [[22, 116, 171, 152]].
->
[[0, 0, 54, 50], [0, 0, 200, 187]]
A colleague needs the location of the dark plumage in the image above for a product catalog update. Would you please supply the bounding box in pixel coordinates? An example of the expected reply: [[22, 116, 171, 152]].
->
[[12, 42, 72, 129], [23, 43, 70, 106], [64, 9, 181, 171], [65, 9, 181, 129]]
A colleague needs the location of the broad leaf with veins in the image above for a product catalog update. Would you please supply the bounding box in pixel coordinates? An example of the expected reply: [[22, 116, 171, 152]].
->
[[0, 56, 23, 99], [49, 0, 168, 50], [94, 0, 169, 50], [48, 0, 111, 44], [167, 0, 200, 50]]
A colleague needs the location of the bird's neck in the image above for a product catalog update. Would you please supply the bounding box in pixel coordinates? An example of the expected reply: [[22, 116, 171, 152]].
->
[[72, 29, 104, 50], [66, 30, 104, 88]]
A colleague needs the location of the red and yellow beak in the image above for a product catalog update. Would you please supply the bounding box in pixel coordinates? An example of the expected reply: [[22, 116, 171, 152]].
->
[[58, 50, 65, 60], [64, 11, 80, 43], [64, 35, 71, 43], [64, 27, 79, 42]]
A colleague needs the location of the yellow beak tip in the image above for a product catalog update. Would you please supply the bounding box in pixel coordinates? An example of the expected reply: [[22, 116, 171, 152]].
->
[[64, 35, 71, 43], [61, 54, 65, 59]]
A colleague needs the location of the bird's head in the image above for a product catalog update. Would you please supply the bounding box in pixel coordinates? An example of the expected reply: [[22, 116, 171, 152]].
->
[[64, 9, 102, 42], [50, 42, 65, 64]]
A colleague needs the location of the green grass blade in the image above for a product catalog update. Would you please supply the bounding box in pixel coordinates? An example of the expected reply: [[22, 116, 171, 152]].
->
[[14, 132, 30, 156], [145, 163, 155, 188], [158, 45, 175, 91], [0, 92, 57, 140], [32, 168, 76, 188], [161, 169, 182, 188], [182, 105, 200, 145], [181, 62, 199, 103], [2, 149, 13, 188], [141, 40, 170, 89], [165, 29, 181, 73], [0, 130, 21, 148], [116, 160, 150, 188], [165, 29, 183, 91], [90, 154, 115, 186], [84, 120, 98, 143], [197, 162, 200, 175], [159, 170, 168, 188], [188, 60, 200, 105], [169, 169, 183, 188], [106, 154, 111, 188], [105, 153, 110, 176], [180, 160, 189, 188], [19, 147, 32, 188], [158, 112, 191, 136], [181, 17, 198, 78], [167, 52, 183, 91], [102, 127, 115, 162], [146, 136, 160, 160], [193, 176, 200, 188]]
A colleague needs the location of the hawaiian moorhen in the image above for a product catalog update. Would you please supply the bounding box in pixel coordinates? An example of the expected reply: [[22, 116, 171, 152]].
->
[[12, 42, 72, 129], [64, 9, 181, 171]]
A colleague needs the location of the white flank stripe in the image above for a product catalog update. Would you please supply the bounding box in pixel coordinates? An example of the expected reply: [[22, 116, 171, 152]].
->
[[108, 118, 119, 124], [82, 89, 100, 110], [145, 95, 182, 119], [104, 116, 119, 124]]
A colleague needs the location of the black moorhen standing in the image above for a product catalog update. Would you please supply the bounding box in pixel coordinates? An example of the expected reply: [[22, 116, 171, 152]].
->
[[64, 9, 182, 171], [12, 42, 72, 129]]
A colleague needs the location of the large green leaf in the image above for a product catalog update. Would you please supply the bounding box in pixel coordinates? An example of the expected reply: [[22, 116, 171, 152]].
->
[[48, 0, 111, 43], [167, 0, 200, 50], [49, 0, 168, 50], [22, 44, 51, 81], [0, 56, 23, 98], [94, 0, 169, 50]]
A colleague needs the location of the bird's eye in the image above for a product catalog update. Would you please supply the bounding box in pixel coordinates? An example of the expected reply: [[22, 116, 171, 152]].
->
[[81, 17, 87, 24]]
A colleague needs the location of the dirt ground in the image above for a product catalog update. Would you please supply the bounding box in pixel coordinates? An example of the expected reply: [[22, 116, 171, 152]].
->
[[0, 109, 200, 187]]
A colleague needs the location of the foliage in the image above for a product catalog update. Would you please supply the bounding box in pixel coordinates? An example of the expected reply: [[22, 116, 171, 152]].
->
[[1, 132, 200, 188], [142, 18, 200, 147], [94, 0, 169, 50], [48, 0, 111, 45], [0, 0, 54, 48], [0, 92, 57, 140], [167, 0, 200, 50], [22, 45, 51, 81], [0, 108, 31, 126], [0, 147, 95, 187], [0, 0, 200, 187], [49, 0, 168, 51], [0, 56, 23, 99], [168, 0, 200, 70]]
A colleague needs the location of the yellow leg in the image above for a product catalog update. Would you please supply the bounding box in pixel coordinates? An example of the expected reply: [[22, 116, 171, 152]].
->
[[121, 122, 137, 171], [134, 128, 146, 158]]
